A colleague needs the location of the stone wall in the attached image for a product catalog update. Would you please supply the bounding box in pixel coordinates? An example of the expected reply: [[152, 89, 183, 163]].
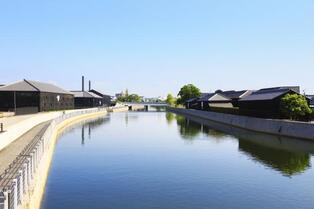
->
[[168, 107, 314, 141]]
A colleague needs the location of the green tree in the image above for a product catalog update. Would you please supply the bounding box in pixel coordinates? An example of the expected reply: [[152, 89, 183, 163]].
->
[[280, 94, 312, 121], [127, 94, 142, 102], [166, 93, 176, 106], [117, 93, 142, 103], [177, 84, 201, 104]]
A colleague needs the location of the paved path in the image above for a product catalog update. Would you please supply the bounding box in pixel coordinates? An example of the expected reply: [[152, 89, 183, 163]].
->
[[0, 113, 46, 129], [0, 121, 50, 175]]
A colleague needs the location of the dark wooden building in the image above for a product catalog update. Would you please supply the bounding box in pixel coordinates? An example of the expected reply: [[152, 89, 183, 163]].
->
[[0, 79, 74, 114], [186, 93, 232, 110], [89, 89, 112, 107], [185, 97, 199, 109], [237, 86, 309, 118], [307, 95, 314, 108], [71, 91, 103, 109], [219, 90, 252, 107]]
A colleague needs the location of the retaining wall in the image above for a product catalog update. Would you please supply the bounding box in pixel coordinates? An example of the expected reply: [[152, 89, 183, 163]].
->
[[0, 108, 107, 209], [129, 104, 145, 111], [168, 107, 314, 140], [0, 109, 105, 152], [108, 106, 129, 112]]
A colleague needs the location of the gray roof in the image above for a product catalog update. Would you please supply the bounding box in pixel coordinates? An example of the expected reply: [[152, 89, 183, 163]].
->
[[240, 88, 295, 101], [71, 91, 102, 98], [186, 98, 198, 103], [197, 93, 231, 102], [0, 79, 73, 95], [259, 86, 300, 93], [307, 95, 314, 106], [220, 90, 251, 99], [89, 89, 111, 98]]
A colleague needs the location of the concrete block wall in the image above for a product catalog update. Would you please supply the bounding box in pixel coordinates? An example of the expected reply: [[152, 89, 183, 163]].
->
[[169, 107, 314, 141]]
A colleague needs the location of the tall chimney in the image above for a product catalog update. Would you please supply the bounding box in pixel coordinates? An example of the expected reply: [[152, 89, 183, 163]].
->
[[82, 76, 85, 92], [89, 80, 91, 91]]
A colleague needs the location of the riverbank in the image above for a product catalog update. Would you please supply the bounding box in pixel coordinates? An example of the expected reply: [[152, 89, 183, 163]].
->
[[168, 107, 314, 141], [29, 109, 108, 209], [0, 108, 109, 209]]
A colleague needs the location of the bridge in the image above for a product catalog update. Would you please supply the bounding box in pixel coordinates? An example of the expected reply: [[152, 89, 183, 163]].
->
[[122, 102, 169, 107], [121, 102, 169, 111]]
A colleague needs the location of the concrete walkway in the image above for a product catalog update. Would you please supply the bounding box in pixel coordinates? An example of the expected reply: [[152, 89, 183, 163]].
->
[[0, 114, 37, 129], [0, 121, 50, 175]]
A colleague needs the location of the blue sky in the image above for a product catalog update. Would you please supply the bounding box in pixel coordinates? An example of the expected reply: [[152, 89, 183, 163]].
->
[[0, 0, 313, 97]]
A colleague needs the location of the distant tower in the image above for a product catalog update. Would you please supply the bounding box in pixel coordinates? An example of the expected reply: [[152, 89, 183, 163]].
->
[[125, 88, 129, 97], [82, 76, 85, 91]]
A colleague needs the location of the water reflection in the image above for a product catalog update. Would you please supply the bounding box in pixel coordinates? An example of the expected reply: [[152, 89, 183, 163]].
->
[[80, 117, 110, 145], [239, 140, 310, 176], [151, 106, 166, 112], [167, 113, 228, 140], [175, 115, 202, 140], [124, 113, 139, 126], [165, 112, 175, 125], [168, 112, 314, 176], [57, 116, 110, 146], [81, 125, 85, 145]]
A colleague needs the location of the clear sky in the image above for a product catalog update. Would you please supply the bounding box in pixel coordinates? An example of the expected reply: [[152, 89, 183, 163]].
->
[[0, 0, 313, 97]]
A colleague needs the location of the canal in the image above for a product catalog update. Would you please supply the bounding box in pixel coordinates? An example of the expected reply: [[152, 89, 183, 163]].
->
[[41, 111, 314, 209]]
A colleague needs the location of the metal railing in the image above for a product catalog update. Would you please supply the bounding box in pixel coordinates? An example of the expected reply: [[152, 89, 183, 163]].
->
[[0, 108, 105, 209]]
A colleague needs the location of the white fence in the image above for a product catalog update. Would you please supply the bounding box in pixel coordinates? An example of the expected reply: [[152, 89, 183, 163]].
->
[[0, 108, 105, 209]]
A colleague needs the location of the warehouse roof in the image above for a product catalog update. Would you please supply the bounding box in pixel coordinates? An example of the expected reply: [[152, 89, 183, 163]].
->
[[186, 97, 198, 103], [89, 89, 111, 98], [220, 90, 252, 99], [71, 91, 102, 98], [197, 93, 231, 102], [0, 79, 73, 95], [239, 88, 297, 101]]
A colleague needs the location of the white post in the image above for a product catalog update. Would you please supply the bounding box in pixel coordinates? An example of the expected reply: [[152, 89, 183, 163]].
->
[[13, 179, 18, 209], [27, 157, 32, 182], [18, 170, 23, 204], [3, 191, 9, 209], [23, 163, 28, 193]]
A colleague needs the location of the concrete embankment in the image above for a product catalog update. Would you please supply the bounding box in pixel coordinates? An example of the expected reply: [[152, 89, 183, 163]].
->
[[0, 109, 108, 152], [0, 112, 61, 152], [29, 109, 108, 209], [0, 108, 108, 209], [108, 106, 129, 112], [129, 104, 146, 111], [168, 107, 314, 141]]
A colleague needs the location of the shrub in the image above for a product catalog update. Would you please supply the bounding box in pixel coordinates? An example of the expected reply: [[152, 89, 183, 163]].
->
[[280, 94, 312, 121]]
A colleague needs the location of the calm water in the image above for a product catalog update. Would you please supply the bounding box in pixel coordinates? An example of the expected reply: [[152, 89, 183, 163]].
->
[[41, 111, 314, 209]]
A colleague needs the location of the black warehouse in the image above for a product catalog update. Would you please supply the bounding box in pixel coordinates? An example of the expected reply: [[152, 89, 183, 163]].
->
[[0, 79, 74, 114]]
